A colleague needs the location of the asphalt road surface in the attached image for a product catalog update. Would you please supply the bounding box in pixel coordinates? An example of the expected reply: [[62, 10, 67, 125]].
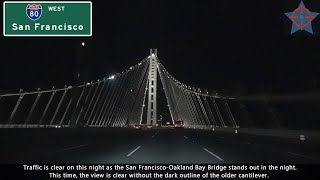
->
[[1, 128, 320, 164]]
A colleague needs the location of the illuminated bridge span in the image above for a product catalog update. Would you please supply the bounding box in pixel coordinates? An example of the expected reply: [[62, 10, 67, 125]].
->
[[1, 49, 320, 165], [0, 49, 238, 128]]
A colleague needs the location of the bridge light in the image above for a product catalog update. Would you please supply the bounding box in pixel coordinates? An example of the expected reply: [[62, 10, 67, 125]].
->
[[108, 75, 115, 80]]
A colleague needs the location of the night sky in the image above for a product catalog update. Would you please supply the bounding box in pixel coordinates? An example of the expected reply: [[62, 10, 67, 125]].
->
[[1, 0, 320, 95]]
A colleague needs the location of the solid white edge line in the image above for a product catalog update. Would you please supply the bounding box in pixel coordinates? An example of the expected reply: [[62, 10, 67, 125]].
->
[[127, 146, 141, 157], [59, 144, 88, 152], [203, 148, 224, 161], [288, 152, 313, 159]]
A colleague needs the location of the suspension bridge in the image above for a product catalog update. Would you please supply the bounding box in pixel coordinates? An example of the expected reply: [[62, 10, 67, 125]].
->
[[0, 48, 238, 129], [0, 49, 319, 164]]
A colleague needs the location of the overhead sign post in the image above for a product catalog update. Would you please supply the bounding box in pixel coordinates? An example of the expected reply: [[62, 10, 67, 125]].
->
[[3, 1, 92, 37]]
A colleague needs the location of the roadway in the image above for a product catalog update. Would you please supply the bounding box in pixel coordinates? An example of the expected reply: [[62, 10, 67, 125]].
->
[[0, 127, 320, 164]]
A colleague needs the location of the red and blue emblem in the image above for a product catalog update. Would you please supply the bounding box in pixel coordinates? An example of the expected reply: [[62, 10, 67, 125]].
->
[[285, 1, 319, 34], [26, 4, 42, 21]]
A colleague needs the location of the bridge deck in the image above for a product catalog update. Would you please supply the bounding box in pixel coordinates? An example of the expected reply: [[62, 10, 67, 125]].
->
[[1, 128, 319, 164]]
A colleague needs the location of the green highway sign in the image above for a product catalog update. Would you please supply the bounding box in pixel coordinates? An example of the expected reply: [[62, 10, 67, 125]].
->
[[3, 1, 92, 37]]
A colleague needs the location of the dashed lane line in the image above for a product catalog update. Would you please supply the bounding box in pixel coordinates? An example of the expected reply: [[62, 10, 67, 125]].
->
[[127, 146, 141, 157]]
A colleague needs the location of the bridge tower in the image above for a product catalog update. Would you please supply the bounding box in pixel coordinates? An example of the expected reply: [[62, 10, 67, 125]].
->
[[146, 48, 158, 126]]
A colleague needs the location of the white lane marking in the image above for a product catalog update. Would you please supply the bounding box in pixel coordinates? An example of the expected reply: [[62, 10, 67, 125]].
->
[[152, 132, 158, 138], [127, 146, 141, 157], [288, 152, 313, 159], [59, 144, 88, 152], [184, 136, 188, 139], [203, 148, 224, 161]]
